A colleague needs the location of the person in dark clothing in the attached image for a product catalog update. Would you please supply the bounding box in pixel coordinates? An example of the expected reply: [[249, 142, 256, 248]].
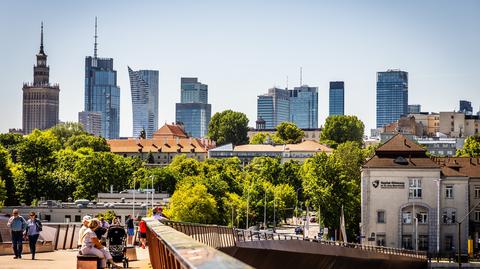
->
[[7, 209, 27, 259], [126, 215, 134, 245], [25, 211, 42, 259]]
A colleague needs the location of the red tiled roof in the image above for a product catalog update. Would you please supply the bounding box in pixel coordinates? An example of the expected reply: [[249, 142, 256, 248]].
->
[[434, 157, 480, 178], [363, 156, 440, 169], [107, 137, 207, 153], [376, 133, 425, 154], [152, 124, 188, 139]]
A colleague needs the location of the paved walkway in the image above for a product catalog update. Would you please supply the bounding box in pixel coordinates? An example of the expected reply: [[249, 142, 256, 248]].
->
[[0, 247, 150, 269]]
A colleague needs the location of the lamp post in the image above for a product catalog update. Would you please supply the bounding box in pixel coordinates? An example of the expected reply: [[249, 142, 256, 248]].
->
[[132, 177, 136, 218], [295, 187, 302, 225], [457, 199, 480, 268], [246, 180, 255, 229], [151, 175, 154, 212]]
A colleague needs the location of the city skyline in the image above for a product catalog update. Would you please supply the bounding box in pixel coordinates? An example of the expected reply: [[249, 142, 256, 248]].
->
[[1, 1, 479, 136]]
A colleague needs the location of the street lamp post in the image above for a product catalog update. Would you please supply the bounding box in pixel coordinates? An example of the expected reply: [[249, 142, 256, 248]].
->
[[295, 187, 302, 225], [246, 180, 255, 229], [457, 199, 480, 268]]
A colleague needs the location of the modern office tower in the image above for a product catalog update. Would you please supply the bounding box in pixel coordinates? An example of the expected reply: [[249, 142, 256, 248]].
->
[[78, 111, 102, 137], [408, 104, 421, 114], [128, 67, 159, 138], [290, 85, 318, 128], [175, 78, 211, 138], [376, 69, 408, 128], [459, 100, 473, 115], [84, 18, 120, 139], [329, 81, 345, 116], [22, 23, 60, 134], [257, 88, 290, 129]]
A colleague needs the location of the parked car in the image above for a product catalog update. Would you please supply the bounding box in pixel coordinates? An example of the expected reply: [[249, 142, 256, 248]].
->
[[295, 226, 304, 235]]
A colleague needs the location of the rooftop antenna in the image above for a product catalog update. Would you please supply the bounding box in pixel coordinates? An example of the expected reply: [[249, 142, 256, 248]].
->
[[300, 67, 303, 86], [286, 76, 289, 89], [94, 17, 98, 58], [40, 21, 44, 54]]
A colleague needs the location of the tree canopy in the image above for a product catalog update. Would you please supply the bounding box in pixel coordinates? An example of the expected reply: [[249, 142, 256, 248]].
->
[[456, 136, 480, 157], [275, 122, 304, 144], [320, 115, 364, 148], [208, 110, 249, 146]]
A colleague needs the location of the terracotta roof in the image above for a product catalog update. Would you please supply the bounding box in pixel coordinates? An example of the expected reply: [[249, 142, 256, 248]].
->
[[107, 137, 207, 153], [376, 133, 426, 155], [363, 155, 440, 169], [434, 157, 480, 178], [152, 124, 188, 139], [233, 141, 333, 153]]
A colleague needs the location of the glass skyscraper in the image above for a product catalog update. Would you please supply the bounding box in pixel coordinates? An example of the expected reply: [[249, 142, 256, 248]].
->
[[459, 100, 473, 115], [257, 88, 290, 129], [84, 19, 120, 139], [290, 86, 318, 128], [329, 81, 344, 116], [175, 78, 211, 138], [128, 67, 159, 138], [376, 70, 408, 128]]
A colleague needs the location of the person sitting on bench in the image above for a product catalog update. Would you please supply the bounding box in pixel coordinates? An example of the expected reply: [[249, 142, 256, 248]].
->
[[80, 218, 121, 269]]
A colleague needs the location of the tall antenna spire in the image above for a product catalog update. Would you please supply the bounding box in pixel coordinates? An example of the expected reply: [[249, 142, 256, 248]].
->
[[39, 22, 44, 54], [300, 67, 303, 86], [286, 76, 289, 89], [94, 17, 98, 58]]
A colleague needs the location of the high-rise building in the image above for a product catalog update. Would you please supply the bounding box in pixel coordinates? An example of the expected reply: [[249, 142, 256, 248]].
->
[[257, 88, 290, 129], [84, 18, 120, 139], [78, 111, 102, 137], [329, 81, 344, 116], [290, 85, 318, 128], [459, 100, 473, 115], [376, 70, 408, 128], [22, 23, 60, 134], [175, 78, 211, 138], [128, 67, 159, 138], [407, 104, 421, 114]]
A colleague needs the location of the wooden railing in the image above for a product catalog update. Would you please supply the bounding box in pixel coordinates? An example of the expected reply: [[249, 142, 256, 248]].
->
[[144, 218, 252, 269]]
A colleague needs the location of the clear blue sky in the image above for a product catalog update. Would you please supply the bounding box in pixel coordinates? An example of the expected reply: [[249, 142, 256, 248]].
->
[[1, 0, 479, 136]]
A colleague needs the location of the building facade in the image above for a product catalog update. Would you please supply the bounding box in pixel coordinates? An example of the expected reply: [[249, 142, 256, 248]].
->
[[460, 100, 473, 115], [329, 81, 345, 116], [84, 19, 120, 139], [22, 23, 60, 134], [128, 67, 159, 138], [175, 78, 211, 138], [78, 111, 102, 137], [257, 88, 290, 129], [361, 134, 475, 254], [247, 128, 322, 142], [408, 104, 421, 114], [376, 70, 408, 128], [439, 112, 480, 138], [290, 85, 318, 128]]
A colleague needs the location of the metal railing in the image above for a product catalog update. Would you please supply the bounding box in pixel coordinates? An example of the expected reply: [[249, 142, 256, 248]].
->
[[161, 220, 426, 260], [145, 218, 252, 269]]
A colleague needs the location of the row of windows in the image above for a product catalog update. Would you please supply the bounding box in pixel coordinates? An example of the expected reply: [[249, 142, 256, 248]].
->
[[377, 209, 457, 224], [377, 234, 453, 251]]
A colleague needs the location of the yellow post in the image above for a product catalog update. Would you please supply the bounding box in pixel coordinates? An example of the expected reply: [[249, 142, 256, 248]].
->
[[468, 239, 474, 257]]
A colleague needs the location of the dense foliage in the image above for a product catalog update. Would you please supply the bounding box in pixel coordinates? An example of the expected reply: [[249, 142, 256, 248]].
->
[[320, 115, 364, 148], [456, 136, 480, 157], [208, 110, 249, 146], [250, 122, 304, 145]]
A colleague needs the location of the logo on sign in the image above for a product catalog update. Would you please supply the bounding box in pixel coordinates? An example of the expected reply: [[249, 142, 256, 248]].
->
[[372, 180, 380, 188]]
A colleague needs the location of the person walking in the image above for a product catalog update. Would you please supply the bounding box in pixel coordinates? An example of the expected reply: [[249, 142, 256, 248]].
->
[[25, 211, 42, 260], [7, 209, 27, 259], [126, 215, 134, 245], [138, 217, 147, 249]]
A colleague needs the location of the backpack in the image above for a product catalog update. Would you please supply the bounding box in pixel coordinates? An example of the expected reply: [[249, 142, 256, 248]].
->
[[35, 219, 43, 232]]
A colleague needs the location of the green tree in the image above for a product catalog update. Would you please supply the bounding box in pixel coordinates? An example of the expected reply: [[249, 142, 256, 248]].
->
[[0, 133, 24, 162], [49, 122, 86, 146], [250, 132, 283, 144], [456, 136, 480, 157], [320, 115, 365, 148], [0, 177, 6, 207], [165, 183, 218, 224], [0, 145, 17, 205], [65, 134, 110, 152], [246, 157, 281, 184], [275, 122, 304, 144], [97, 210, 117, 223], [208, 110, 249, 146]]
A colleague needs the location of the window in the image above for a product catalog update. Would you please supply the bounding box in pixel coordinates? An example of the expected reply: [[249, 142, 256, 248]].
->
[[475, 211, 480, 222], [377, 210, 386, 223], [65, 215, 71, 223], [475, 186, 480, 199], [419, 235, 429, 251], [75, 215, 81, 222], [402, 235, 413, 249], [376, 234, 386, 246], [403, 212, 412, 224], [445, 235, 453, 251], [409, 179, 422, 198], [445, 185, 453, 199], [418, 212, 428, 224], [443, 209, 456, 224], [45, 215, 51, 222]]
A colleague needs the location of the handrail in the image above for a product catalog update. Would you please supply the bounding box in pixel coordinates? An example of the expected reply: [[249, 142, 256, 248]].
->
[[160, 220, 426, 260], [144, 218, 252, 269]]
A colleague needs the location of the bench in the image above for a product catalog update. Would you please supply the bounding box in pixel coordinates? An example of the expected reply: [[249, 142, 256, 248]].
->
[[77, 254, 102, 269]]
